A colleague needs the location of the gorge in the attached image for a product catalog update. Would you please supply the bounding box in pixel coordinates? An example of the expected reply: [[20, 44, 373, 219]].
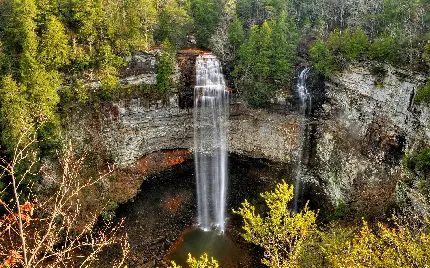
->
[[0, 0, 429, 266], [61, 51, 430, 266]]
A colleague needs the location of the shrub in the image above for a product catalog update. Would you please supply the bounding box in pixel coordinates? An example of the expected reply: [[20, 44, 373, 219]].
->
[[323, 219, 430, 267], [233, 180, 318, 267], [416, 79, 430, 105], [346, 27, 369, 61], [309, 40, 337, 76], [169, 253, 219, 268], [156, 40, 175, 95]]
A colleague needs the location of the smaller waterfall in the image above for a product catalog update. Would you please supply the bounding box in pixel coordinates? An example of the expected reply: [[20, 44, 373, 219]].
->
[[293, 67, 311, 212], [194, 54, 229, 232]]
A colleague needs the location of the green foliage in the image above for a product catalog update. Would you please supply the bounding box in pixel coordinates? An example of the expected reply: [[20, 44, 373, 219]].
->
[[102, 201, 119, 221], [235, 182, 430, 267], [0, 75, 32, 152], [190, 0, 221, 48], [124, 0, 158, 51], [233, 11, 299, 107], [228, 16, 245, 52], [369, 33, 406, 65], [99, 65, 120, 100], [330, 199, 348, 220], [346, 27, 369, 61], [323, 219, 430, 267], [233, 180, 318, 267], [38, 15, 70, 70], [155, 0, 193, 48], [271, 11, 299, 84], [309, 40, 337, 76], [169, 253, 219, 268], [186, 253, 219, 268], [423, 42, 430, 67], [415, 79, 430, 105], [156, 40, 175, 95], [73, 79, 89, 104]]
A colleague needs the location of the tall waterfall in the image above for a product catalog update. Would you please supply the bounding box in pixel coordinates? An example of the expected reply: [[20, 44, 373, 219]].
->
[[194, 54, 229, 232], [293, 67, 311, 212]]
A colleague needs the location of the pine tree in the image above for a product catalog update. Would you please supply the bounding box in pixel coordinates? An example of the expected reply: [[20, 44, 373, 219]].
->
[[191, 0, 221, 48], [39, 15, 70, 70], [271, 11, 299, 84], [0, 75, 32, 152]]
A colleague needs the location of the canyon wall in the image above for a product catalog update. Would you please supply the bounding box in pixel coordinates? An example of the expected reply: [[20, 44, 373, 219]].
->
[[312, 64, 429, 217], [65, 52, 429, 217]]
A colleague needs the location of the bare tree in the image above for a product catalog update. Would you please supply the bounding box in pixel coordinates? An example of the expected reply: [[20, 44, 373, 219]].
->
[[0, 131, 129, 267]]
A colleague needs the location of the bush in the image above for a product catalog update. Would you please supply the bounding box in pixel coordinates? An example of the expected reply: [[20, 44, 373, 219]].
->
[[416, 79, 430, 105], [156, 40, 175, 95], [323, 219, 430, 267], [233, 180, 318, 267], [346, 27, 369, 61], [369, 33, 406, 65], [309, 40, 337, 76], [169, 253, 219, 268]]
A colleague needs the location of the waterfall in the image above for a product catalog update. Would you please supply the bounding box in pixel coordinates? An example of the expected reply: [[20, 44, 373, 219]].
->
[[194, 54, 229, 232], [293, 67, 311, 212]]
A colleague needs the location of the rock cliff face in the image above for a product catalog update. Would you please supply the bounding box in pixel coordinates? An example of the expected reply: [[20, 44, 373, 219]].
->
[[65, 52, 429, 217], [312, 64, 429, 217], [66, 98, 300, 168]]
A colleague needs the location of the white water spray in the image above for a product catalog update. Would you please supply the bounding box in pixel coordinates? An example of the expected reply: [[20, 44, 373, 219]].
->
[[293, 67, 311, 212], [194, 54, 229, 232]]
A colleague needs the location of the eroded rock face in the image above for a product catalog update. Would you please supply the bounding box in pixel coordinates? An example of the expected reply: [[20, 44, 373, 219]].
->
[[313, 64, 429, 217], [65, 53, 429, 219], [66, 98, 301, 168]]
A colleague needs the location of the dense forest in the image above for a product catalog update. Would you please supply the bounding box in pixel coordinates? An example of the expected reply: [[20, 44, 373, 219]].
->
[[0, 0, 428, 154], [0, 0, 429, 267]]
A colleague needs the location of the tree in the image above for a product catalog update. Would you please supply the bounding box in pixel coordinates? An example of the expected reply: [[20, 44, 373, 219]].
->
[[190, 0, 221, 48], [345, 26, 369, 61], [72, 0, 103, 54], [156, 40, 175, 96], [323, 219, 430, 267], [0, 135, 129, 267], [415, 79, 430, 105], [228, 16, 245, 53], [233, 180, 318, 267], [234, 21, 274, 107], [155, 0, 193, 48], [38, 15, 70, 70], [309, 40, 337, 76], [270, 11, 299, 84], [0, 76, 32, 153], [125, 0, 158, 51]]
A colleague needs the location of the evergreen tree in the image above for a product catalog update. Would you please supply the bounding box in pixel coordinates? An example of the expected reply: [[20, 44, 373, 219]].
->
[[309, 40, 337, 76], [38, 15, 70, 70], [72, 0, 103, 54], [234, 21, 274, 107], [155, 0, 193, 48], [228, 16, 245, 53], [0, 75, 32, 152], [190, 0, 221, 48], [156, 40, 175, 95], [345, 27, 369, 61], [125, 0, 158, 51], [271, 11, 299, 84]]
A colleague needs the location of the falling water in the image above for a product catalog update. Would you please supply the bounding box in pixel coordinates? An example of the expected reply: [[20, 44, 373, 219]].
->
[[293, 67, 311, 212], [194, 54, 229, 232]]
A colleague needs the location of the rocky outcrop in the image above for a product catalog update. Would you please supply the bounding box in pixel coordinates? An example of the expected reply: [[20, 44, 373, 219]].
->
[[65, 98, 301, 168], [312, 63, 429, 217], [65, 51, 429, 218]]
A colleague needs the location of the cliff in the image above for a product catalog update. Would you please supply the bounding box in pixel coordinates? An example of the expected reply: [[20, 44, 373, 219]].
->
[[64, 52, 429, 218]]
